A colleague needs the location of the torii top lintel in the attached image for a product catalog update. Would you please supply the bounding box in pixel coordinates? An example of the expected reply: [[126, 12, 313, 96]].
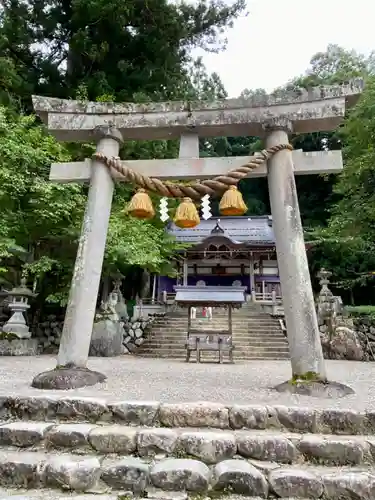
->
[[32, 79, 364, 142]]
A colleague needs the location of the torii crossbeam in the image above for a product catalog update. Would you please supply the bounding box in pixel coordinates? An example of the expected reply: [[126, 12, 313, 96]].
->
[[30, 80, 363, 393]]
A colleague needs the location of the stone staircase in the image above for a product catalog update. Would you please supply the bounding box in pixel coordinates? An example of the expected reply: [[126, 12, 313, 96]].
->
[[137, 305, 290, 361], [0, 395, 374, 498]]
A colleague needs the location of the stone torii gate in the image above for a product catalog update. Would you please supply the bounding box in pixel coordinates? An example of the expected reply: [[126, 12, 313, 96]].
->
[[31, 80, 363, 391]]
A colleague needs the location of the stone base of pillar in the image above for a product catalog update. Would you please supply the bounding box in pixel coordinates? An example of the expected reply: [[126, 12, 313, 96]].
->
[[274, 379, 354, 399], [31, 365, 106, 390]]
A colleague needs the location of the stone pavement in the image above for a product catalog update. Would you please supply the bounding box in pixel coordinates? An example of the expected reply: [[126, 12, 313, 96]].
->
[[0, 355, 373, 409]]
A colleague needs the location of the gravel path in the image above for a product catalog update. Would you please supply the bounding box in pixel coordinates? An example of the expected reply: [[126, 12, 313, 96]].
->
[[1, 355, 375, 409]]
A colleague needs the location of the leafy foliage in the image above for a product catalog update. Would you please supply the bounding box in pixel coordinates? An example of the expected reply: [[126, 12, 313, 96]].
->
[[0, 0, 245, 106]]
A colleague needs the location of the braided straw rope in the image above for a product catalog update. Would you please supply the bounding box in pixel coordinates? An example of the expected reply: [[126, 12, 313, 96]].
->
[[93, 143, 293, 200]]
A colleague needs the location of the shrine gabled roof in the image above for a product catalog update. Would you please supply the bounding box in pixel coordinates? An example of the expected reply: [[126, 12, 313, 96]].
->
[[166, 216, 275, 246]]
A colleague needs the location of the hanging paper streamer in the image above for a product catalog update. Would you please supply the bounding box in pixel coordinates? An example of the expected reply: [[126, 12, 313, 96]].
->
[[159, 197, 169, 222], [201, 194, 212, 220]]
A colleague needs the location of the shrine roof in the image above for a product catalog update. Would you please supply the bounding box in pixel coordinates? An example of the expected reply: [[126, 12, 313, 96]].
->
[[174, 285, 246, 306], [167, 216, 275, 246]]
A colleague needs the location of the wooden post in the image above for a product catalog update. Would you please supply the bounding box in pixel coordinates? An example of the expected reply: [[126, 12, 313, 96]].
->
[[249, 252, 255, 299], [151, 275, 157, 304], [183, 259, 188, 286]]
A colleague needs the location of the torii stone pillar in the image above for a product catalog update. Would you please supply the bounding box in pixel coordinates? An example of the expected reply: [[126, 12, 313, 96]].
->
[[264, 119, 326, 380], [32, 127, 123, 389]]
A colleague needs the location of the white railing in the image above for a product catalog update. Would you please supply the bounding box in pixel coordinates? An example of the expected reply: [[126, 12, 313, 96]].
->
[[252, 291, 282, 303], [160, 291, 283, 304]]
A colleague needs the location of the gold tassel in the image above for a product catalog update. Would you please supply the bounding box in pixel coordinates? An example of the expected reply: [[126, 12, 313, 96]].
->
[[174, 197, 200, 228], [127, 188, 155, 219], [219, 185, 247, 216]]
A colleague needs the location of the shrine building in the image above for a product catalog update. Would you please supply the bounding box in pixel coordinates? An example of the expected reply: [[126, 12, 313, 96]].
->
[[158, 216, 282, 302]]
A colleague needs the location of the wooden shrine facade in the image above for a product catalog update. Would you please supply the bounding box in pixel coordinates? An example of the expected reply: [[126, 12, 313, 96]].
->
[[158, 216, 283, 302]]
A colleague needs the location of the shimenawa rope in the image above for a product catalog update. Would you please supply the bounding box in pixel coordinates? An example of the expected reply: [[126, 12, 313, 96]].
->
[[93, 143, 293, 200]]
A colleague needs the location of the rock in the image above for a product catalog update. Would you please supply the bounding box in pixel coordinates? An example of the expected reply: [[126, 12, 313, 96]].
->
[[137, 428, 178, 457], [275, 380, 354, 399], [101, 457, 149, 493], [323, 471, 375, 499], [0, 422, 53, 447], [237, 434, 298, 463], [317, 409, 365, 435], [178, 431, 236, 464], [150, 458, 210, 492], [213, 459, 268, 497], [248, 459, 281, 474], [88, 426, 138, 454], [135, 328, 143, 338], [0, 450, 42, 487], [90, 320, 124, 357], [135, 337, 144, 346], [269, 468, 324, 498], [160, 402, 229, 429], [330, 327, 364, 361], [275, 406, 317, 433], [43, 455, 101, 492], [229, 405, 268, 430], [31, 367, 107, 390], [109, 401, 159, 425], [363, 438, 375, 461], [56, 397, 110, 422], [6, 395, 58, 420], [45, 424, 96, 449], [298, 435, 367, 465]]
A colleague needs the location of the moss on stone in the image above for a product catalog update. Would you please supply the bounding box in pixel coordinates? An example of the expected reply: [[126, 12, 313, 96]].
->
[[0, 331, 19, 341], [290, 371, 321, 385]]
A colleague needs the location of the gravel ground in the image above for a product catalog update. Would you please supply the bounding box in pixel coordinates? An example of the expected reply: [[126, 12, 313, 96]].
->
[[0, 355, 374, 410]]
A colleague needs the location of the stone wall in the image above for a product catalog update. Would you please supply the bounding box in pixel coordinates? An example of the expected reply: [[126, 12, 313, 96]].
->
[[122, 315, 162, 354], [318, 297, 375, 362], [316, 269, 375, 362], [32, 314, 64, 353]]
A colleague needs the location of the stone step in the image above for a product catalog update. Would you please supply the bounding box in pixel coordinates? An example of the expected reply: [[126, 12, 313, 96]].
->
[[147, 336, 288, 348], [151, 326, 281, 332], [138, 351, 290, 360], [0, 422, 374, 467], [147, 331, 286, 337], [0, 397, 372, 434], [150, 328, 282, 334], [0, 448, 373, 498], [151, 323, 281, 328], [146, 337, 287, 343], [156, 316, 279, 321], [140, 344, 289, 352], [154, 319, 280, 324], [139, 341, 289, 349], [153, 328, 282, 332]]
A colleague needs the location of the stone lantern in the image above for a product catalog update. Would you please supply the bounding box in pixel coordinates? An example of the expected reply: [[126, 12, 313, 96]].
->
[[2, 278, 35, 339]]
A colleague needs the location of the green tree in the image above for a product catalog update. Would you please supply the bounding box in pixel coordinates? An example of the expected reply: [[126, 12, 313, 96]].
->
[[0, 106, 85, 303], [0, 0, 245, 107]]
